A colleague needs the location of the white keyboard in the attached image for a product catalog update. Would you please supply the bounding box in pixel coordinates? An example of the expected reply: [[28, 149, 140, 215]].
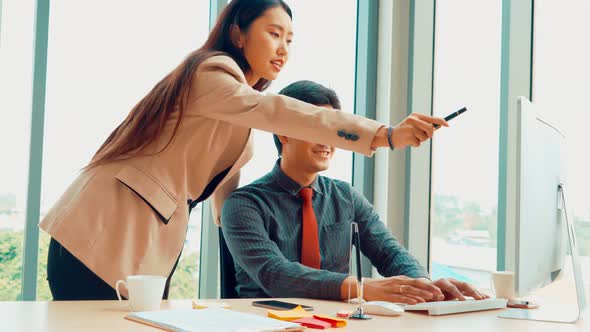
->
[[400, 298, 507, 316]]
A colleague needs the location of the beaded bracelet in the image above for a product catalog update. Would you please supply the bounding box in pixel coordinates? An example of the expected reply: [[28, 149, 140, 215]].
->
[[387, 126, 395, 150]]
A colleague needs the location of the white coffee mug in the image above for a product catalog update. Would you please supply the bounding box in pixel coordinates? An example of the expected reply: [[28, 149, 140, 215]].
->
[[490, 271, 515, 300], [115, 275, 166, 312]]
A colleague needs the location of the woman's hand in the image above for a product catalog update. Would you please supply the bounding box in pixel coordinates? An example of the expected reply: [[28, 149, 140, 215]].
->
[[392, 113, 448, 149], [370, 114, 448, 151]]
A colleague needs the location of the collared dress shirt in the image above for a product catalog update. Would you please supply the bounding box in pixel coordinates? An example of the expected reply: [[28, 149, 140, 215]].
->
[[221, 160, 428, 300]]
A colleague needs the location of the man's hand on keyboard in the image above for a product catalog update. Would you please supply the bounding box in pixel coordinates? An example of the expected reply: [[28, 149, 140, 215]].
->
[[359, 276, 445, 305], [430, 278, 490, 301], [342, 276, 490, 305]]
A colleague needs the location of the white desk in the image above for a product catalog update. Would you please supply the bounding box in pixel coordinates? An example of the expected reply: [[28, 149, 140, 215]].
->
[[1, 296, 586, 332]]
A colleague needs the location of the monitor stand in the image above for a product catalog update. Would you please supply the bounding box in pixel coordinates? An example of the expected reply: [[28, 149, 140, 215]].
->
[[498, 184, 587, 323]]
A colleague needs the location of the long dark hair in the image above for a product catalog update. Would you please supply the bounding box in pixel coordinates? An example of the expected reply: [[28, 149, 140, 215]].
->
[[87, 0, 292, 169]]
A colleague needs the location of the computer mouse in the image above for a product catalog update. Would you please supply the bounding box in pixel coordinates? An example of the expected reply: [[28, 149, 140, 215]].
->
[[362, 301, 404, 316]]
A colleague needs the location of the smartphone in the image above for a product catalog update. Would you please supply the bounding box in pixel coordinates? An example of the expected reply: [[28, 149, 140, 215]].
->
[[252, 300, 314, 311]]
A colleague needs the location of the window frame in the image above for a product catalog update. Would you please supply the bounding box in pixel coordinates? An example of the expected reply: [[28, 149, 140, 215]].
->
[[351, 0, 380, 277], [374, 0, 435, 270], [403, 0, 436, 269], [496, 0, 534, 273], [0, 0, 3, 45], [21, 0, 49, 301], [197, 0, 227, 301]]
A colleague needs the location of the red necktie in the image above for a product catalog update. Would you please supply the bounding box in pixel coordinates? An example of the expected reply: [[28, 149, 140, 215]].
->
[[299, 187, 321, 269]]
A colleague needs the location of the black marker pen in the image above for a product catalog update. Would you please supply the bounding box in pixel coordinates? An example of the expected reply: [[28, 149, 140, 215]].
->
[[434, 107, 467, 129]]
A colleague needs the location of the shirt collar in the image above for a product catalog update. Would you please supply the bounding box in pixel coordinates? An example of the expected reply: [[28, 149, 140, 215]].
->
[[271, 159, 323, 197]]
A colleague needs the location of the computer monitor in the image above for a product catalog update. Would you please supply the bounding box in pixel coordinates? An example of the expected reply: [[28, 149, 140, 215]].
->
[[510, 96, 567, 297], [500, 97, 586, 322]]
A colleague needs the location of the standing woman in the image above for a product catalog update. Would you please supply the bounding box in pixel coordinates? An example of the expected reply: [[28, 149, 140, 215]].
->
[[41, 0, 447, 300]]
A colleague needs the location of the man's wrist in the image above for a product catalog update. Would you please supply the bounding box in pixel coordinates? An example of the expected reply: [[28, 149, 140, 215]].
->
[[340, 276, 356, 300], [340, 276, 377, 301]]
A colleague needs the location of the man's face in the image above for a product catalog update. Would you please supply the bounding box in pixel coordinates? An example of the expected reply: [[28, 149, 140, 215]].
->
[[279, 104, 336, 174]]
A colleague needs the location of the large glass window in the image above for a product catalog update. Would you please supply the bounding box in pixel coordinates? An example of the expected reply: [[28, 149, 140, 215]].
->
[[0, 0, 35, 301], [532, 1, 590, 273], [239, 0, 358, 186], [38, 0, 210, 299], [430, 0, 502, 286]]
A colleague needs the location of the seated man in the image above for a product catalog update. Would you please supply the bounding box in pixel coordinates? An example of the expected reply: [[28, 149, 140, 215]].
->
[[221, 80, 487, 304]]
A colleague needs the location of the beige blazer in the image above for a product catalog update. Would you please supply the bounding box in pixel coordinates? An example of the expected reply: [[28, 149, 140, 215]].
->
[[39, 55, 383, 294]]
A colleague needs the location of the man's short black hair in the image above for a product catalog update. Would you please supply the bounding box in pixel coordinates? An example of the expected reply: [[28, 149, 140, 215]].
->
[[274, 80, 341, 156]]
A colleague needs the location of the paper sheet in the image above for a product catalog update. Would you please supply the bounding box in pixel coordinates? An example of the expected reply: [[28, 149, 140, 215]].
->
[[127, 307, 302, 332]]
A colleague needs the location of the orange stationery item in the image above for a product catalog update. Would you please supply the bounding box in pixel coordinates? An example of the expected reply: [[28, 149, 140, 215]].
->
[[268, 305, 312, 321], [336, 310, 353, 318], [313, 314, 347, 327], [293, 317, 331, 329]]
